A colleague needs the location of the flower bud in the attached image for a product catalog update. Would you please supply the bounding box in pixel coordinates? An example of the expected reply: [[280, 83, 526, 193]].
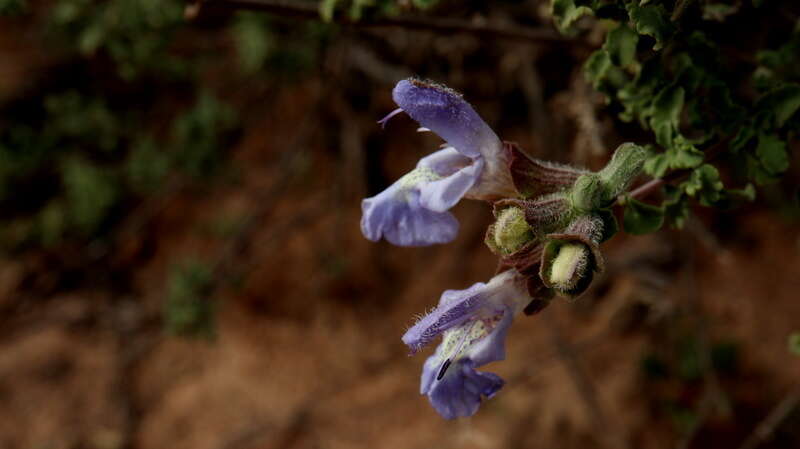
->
[[598, 143, 647, 200], [548, 243, 589, 284], [490, 206, 532, 255], [539, 215, 605, 298], [569, 173, 606, 212], [493, 194, 571, 237]]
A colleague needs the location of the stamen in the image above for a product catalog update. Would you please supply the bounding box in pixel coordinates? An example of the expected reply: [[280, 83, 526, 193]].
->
[[377, 108, 404, 129], [437, 359, 452, 380], [439, 320, 481, 367]]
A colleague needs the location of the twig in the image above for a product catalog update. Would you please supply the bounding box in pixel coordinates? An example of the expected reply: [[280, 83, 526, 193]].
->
[[194, 0, 583, 47], [627, 178, 665, 201], [738, 385, 800, 449]]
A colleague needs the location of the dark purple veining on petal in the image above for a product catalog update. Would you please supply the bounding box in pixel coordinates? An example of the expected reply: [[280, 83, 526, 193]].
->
[[402, 282, 488, 353]]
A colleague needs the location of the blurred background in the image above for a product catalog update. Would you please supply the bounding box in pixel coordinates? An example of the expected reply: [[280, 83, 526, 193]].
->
[[0, 1, 799, 448]]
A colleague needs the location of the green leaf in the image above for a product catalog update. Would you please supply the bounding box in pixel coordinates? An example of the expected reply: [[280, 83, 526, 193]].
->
[[552, 0, 594, 33], [644, 136, 704, 178], [682, 164, 724, 206], [663, 185, 690, 228], [624, 197, 664, 235], [732, 183, 757, 202], [790, 333, 800, 356], [712, 184, 756, 210], [644, 153, 670, 178], [747, 155, 778, 185], [759, 84, 800, 127], [670, 136, 705, 169], [756, 133, 789, 175], [650, 85, 685, 148], [605, 25, 639, 67], [584, 49, 612, 88], [626, 3, 675, 49], [731, 126, 755, 153]]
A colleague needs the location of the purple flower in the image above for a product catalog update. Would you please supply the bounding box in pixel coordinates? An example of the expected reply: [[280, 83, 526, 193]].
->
[[402, 270, 531, 419], [361, 79, 515, 247]]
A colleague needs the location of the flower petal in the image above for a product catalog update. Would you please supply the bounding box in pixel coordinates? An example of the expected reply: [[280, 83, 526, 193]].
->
[[417, 146, 472, 175], [419, 158, 483, 213], [361, 185, 458, 246], [402, 270, 527, 353], [393, 79, 501, 159], [463, 306, 514, 366], [402, 281, 488, 353], [420, 357, 504, 420]]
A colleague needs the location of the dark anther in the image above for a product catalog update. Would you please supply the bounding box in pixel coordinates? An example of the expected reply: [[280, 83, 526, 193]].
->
[[436, 359, 452, 380]]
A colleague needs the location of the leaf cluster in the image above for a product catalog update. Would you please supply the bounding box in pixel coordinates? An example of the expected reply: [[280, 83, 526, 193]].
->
[[553, 0, 798, 233], [49, 0, 186, 79]]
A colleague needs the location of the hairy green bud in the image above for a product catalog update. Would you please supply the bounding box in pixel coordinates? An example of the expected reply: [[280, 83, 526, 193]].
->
[[492, 206, 533, 254], [599, 143, 647, 200], [539, 215, 605, 298], [569, 173, 606, 212]]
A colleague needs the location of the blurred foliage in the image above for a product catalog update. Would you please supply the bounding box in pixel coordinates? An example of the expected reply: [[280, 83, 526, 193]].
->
[[125, 137, 170, 194], [0, 0, 339, 337], [49, 0, 186, 79], [229, 11, 334, 79], [0, 87, 237, 249], [319, 0, 439, 21], [232, 13, 274, 75], [164, 260, 216, 338], [171, 92, 238, 178], [0, 0, 25, 15], [61, 157, 120, 236], [642, 336, 739, 437], [790, 332, 800, 356]]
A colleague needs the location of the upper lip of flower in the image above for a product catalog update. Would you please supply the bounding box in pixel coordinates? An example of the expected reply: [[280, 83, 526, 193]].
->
[[402, 270, 528, 354], [390, 78, 502, 160]]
